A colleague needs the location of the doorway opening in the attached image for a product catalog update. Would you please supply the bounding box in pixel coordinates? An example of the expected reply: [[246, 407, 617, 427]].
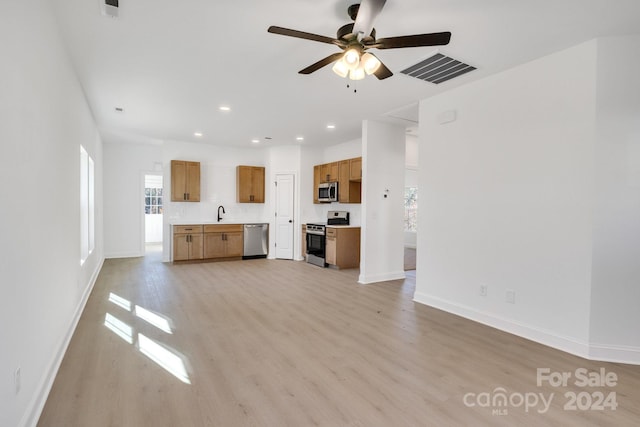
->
[[404, 185, 417, 270], [144, 174, 163, 256]]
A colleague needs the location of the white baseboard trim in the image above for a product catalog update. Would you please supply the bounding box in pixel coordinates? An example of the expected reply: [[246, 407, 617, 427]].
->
[[413, 292, 640, 365], [358, 270, 406, 284], [105, 251, 142, 259], [588, 343, 640, 365], [21, 257, 105, 427], [413, 291, 591, 358]]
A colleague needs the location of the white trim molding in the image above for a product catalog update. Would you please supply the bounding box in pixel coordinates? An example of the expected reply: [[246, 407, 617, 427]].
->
[[413, 291, 640, 365]]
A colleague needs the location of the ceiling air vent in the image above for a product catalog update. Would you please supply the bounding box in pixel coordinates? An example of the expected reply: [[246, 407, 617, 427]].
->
[[101, 0, 119, 18], [401, 53, 476, 84]]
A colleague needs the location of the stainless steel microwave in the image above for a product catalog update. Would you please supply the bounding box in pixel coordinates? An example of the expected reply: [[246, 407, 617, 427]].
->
[[318, 182, 338, 202]]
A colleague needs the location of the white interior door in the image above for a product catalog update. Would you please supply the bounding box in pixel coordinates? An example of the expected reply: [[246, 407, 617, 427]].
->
[[275, 173, 295, 259]]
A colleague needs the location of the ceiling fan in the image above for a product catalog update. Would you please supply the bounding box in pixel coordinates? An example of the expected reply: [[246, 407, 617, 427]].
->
[[267, 0, 451, 81]]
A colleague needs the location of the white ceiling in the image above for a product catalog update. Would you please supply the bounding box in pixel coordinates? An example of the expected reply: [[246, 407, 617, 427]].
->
[[52, 0, 640, 148]]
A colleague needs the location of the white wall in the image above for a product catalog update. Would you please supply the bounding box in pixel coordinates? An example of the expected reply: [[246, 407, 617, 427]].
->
[[103, 137, 365, 263], [103, 142, 162, 257], [0, 1, 104, 426], [359, 121, 406, 284], [415, 37, 640, 364], [589, 36, 640, 361], [406, 134, 419, 169], [415, 40, 598, 356], [102, 139, 274, 261], [162, 141, 270, 261]]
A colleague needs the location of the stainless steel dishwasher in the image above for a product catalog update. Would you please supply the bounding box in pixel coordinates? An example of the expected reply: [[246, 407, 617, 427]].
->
[[243, 223, 269, 259]]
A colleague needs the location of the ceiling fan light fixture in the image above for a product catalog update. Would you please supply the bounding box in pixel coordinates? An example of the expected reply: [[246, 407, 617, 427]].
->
[[343, 48, 361, 70], [332, 59, 350, 78], [362, 52, 381, 75], [349, 65, 366, 81]]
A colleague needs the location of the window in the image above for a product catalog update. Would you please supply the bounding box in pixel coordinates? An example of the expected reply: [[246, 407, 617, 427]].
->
[[145, 187, 163, 214], [404, 187, 418, 232], [80, 146, 95, 265]]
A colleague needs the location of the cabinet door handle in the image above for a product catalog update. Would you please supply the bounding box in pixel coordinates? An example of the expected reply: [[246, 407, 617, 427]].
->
[[186, 193, 190, 200], [183, 193, 186, 200]]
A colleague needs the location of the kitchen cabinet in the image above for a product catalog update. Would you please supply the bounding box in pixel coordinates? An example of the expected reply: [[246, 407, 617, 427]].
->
[[325, 227, 360, 269], [313, 165, 321, 204], [313, 157, 362, 204], [171, 160, 200, 202], [173, 225, 203, 261], [204, 224, 244, 259], [349, 157, 362, 181], [320, 162, 339, 183], [338, 159, 362, 204], [237, 166, 265, 203]]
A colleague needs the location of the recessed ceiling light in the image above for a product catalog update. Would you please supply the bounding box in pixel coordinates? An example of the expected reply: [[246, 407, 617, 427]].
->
[[219, 106, 231, 112], [251, 139, 260, 144], [327, 124, 336, 129], [194, 132, 203, 137], [296, 136, 304, 141]]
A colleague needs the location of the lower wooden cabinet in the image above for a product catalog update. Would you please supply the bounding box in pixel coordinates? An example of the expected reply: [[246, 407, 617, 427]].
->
[[325, 227, 360, 269], [173, 225, 204, 261], [203, 224, 244, 259], [173, 224, 243, 261]]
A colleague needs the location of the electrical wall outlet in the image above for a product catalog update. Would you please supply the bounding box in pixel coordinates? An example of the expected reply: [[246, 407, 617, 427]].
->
[[506, 289, 516, 304], [14, 367, 21, 395], [479, 285, 488, 297]]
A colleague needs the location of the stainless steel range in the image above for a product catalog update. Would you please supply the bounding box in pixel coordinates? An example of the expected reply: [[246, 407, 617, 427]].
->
[[305, 211, 349, 267]]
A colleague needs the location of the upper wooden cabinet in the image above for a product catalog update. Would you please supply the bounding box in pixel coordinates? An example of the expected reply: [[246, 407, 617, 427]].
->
[[338, 159, 361, 204], [237, 166, 265, 203], [320, 162, 339, 183], [313, 157, 362, 204], [313, 165, 321, 204], [171, 160, 200, 202], [349, 157, 362, 181]]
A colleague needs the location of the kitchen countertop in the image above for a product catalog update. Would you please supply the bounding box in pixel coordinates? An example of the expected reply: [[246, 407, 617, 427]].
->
[[171, 221, 270, 226], [326, 225, 361, 229]]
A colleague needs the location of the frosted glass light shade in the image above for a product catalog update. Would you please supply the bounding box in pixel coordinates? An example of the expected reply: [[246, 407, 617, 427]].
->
[[332, 59, 349, 78], [343, 48, 360, 70], [349, 66, 365, 81], [362, 52, 381, 75]]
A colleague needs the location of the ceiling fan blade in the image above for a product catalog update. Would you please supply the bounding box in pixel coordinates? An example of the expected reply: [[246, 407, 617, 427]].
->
[[373, 58, 393, 80], [268, 26, 345, 47], [299, 52, 345, 75], [373, 32, 451, 49], [352, 0, 387, 39]]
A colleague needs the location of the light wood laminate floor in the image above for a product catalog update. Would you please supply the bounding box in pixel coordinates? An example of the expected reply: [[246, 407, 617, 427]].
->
[[38, 249, 640, 426]]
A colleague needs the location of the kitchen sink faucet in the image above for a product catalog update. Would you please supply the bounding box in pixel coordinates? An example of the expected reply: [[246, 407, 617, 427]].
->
[[217, 205, 225, 222]]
